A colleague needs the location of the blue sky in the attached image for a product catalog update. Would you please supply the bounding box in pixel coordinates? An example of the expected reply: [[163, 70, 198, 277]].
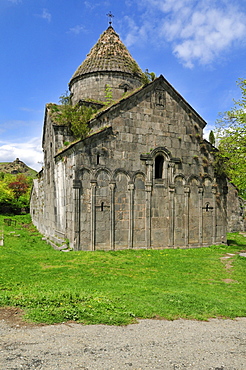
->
[[0, 0, 245, 171]]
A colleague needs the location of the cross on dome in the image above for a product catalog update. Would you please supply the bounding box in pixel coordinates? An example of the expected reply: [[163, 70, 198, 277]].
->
[[106, 11, 114, 26]]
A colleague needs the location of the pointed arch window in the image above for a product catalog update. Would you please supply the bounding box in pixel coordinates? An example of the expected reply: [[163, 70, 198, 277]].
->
[[155, 155, 164, 179]]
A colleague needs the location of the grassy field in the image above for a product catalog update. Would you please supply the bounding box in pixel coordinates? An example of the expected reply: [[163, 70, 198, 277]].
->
[[0, 214, 245, 325]]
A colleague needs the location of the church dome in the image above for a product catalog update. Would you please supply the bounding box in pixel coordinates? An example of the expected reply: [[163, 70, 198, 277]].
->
[[69, 26, 143, 104]]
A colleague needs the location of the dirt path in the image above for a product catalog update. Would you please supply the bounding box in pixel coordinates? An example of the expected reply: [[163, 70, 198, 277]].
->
[[0, 308, 245, 369]]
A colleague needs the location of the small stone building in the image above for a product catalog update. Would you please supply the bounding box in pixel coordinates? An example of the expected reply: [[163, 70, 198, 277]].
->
[[30, 26, 243, 250]]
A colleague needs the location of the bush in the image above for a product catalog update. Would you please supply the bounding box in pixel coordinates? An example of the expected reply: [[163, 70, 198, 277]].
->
[[50, 93, 97, 139]]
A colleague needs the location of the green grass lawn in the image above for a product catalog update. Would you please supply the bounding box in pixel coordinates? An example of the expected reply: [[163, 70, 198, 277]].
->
[[0, 214, 246, 325]]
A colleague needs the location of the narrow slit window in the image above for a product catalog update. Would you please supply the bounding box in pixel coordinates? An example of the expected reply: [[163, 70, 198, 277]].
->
[[155, 155, 164, 179], [101, 202, 104, 211], [97, 154, 100, 165]]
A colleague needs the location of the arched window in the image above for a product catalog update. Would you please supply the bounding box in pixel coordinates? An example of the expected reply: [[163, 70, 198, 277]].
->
[[155, 155, 164, 179]]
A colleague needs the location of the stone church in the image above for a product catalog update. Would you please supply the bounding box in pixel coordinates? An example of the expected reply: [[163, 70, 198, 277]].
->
[[30, 25, 244, 251]]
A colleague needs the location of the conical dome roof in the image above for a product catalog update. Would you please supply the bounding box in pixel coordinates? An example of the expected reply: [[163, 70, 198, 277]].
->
[[70, 26, 142, 84]]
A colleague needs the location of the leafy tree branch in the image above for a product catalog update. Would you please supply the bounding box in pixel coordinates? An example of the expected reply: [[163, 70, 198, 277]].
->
[[215, 79, 246, 198]]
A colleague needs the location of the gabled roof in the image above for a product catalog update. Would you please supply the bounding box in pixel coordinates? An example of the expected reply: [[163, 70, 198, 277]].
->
[[53, 76, 208, 158], [88, 75, 207, 129], [43, 74, 207, 151], [70, 26, 142, 85]]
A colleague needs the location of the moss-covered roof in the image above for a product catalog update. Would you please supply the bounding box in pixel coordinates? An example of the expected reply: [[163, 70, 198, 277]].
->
[[70, 26, 142, 84]]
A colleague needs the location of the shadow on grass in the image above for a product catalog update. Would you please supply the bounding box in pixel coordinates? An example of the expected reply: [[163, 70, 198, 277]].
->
[[227, 233, 246, 248]]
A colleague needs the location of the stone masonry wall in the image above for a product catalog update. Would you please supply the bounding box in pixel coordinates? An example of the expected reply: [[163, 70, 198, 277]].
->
[[70, 71, 142, 105], [31, 77, 230, 251]]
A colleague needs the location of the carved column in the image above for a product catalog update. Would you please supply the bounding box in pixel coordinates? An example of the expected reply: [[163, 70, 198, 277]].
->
[[73, 179, 81, 251], [145, 160, 153, 249], [128, 183, 134, 249], [169, 185, 175, 248], [198, 186, 204, 246], [184, 186, 190, 248], [146, 160, 153, 183], [212, 186, 217, 244], [145, 182, 152, 249], [109, 181, 116, 250], [168, 162, 175, 185], [90, 180, 97, 251]]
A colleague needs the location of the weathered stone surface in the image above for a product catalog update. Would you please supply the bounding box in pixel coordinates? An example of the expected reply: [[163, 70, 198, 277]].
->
[[30, 26, 245, 251], [69, 27, 142, 104]]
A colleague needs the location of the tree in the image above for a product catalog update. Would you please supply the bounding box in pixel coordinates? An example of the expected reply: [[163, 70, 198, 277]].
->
[[216, 79, 246, 198], [8, 174, 29, 199], [0, 181, 14, 204], [209, 130, 215, 146], [141, 69, 156, 85], [0, 173, 32, 214]]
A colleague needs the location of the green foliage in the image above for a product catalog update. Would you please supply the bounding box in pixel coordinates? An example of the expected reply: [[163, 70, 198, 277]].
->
[[0, 215, 246, 325], [209, 130, 215, 145], [141, 69, 156, 85], [216, 79, 246, 198], [59, 92, 71, 106], [0, 181, 13, 204], [50, 92, 97, 139], [131, 61, 142, 75], [213, 155, 227, 179], [8, 174, 29, 199], [0, 174, 32, 214], [104, 84, 114, 105]]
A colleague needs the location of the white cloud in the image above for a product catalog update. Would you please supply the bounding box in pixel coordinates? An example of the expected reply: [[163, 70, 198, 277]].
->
[[36, 8, 51, 23], [125, 0, 246, 67], [123, 17, 153, 47], [69, 25, 85, 35], [123, 17, 140, 47], [84, 1, 98, 9], [84, 1, 110, 10], [171, 6, 246, 67], [0, 138, 43, 172]]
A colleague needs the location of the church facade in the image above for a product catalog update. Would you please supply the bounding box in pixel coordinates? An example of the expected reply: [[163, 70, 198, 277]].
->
[[30, 26, 243, 251]]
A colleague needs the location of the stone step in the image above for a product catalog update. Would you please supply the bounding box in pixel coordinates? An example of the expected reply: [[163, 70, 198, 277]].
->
[[42, 236, 71, 252]]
